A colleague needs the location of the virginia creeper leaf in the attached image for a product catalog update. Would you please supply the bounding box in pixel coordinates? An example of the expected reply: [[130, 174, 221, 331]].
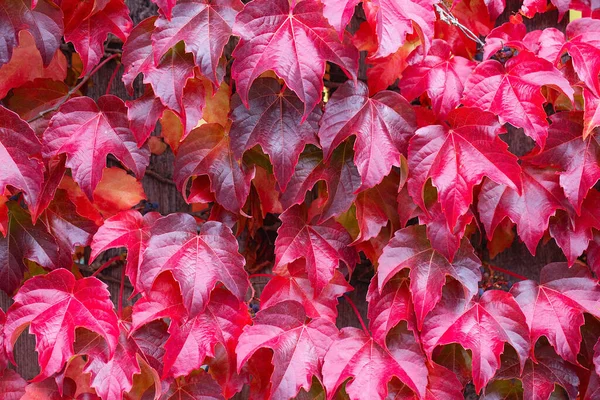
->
[[378, 224, 481, 329], [510, 262, 600, 364], [462, 51, 574, 148], [42, 95, 150, 200], [527, 111, 600, 213], [322, 327, 427, 399], [232, 0, 358, 119], [0, 370, 27, 400], [0, 202, 59, 294], [319, 80, 417, 191], [174, 123, 255, 212], [237, 301, 338, 400], [407, 107, 521, 233], [90, 209, 161, 294], [230, 78, 321, 191], [0, 0, 63, 68], [0, 105, 44, 213], [121, 16, 157, 93], [478, 165, 565, 256], [274, 204, 358, 294], [164, 371, 225, 400], [400, 39, 476, 118], [140, 213, 250, 316], [4, 269, 119, 380], [152, 0, 243, 85], [422, 281, 530, 393]]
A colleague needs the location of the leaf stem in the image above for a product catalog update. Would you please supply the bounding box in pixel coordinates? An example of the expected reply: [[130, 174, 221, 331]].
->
[[249, 273, 276, 279], [434, 3, 485, 47], [118, 263, 126, 317], [27, 53, 120, 123], [487, 264, 528, 281], [105, 61, 121, 96], [344, 294, 369, 336], [91, 255, 122, 277]]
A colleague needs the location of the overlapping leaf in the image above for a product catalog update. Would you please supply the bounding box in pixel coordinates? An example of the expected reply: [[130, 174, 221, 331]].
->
[[319, 80, 416, 190], [232, 0, 358, 118]]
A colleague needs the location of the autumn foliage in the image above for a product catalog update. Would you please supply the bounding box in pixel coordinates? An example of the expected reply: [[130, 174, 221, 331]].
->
[[1, 0, 600, 398]]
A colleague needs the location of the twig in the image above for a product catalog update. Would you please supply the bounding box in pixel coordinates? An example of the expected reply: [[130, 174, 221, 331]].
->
[[27, 53, 120, 123], [249, 273, 276, 279], [92, 255, 123, 277], [144, 168, 177, 186], [105, 62, 122, 96], [487, 264, 528, 281], [344, 294, 369, 336], [435, 3, 485, 47], [118, 263, 127, 317]]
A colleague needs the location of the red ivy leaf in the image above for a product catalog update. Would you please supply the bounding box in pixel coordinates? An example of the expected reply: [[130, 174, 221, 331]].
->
[[0, 369, 27, 400], [400, 39, 476, 118], [527, 111, 600, 213], [0, 202, 59, 294], [42, 95, 150, 200], [126, 88, 166, 147], [140, 213, 250, 316], [322, 327, 427, 399], [163, 287, 251, 379], [62, 0, 132, 76], [75, 327, 141, 400], [319, 80, 417, 191], [152, 0, 243, 85], [563, 18, 600, 97], [0, 106, 44, 215], [510, 262, 600, 364], [122, 16, 156, 93], [422, 281, 530, 393], [478, 164, 565, 256], [131, 272, 186, 332], [408, 107, 521, 233], [363, 0, 437, 58], [378, 225, 481, 329], [280, 144, 361, 223], [0, 0, 63, 68], [237, 301, 337, 399], [232, 0, 358, 118], [462, 51, 574, 148], [230, 78, 321, 191], [4, 269, 119, 380], [174, 123, 255, 213], [274, 204, 358, 294], [164, 371, 225, 400], [496, 343, 580, 400], [260, 264, 352, 324], [90, 209, 160, 295]]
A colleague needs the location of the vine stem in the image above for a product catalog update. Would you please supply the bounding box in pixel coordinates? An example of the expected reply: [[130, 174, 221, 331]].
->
[[344, 294, 369, 336], [27, 53, 120, 123], [118, 263, 126, 317], [91, 255, 122, 277], [487, 264, 528, 281], [434, 3, 485, 47], [105, 62, 121, 96], [249, 273, 276, 279]]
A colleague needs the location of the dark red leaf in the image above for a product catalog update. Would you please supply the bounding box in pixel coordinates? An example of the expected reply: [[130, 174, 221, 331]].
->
[[0, 369, 27, 400], [4, 269, 119, 380], [0, 202, 59, 294], [174, 123, 255, 212], [131, 272, 186, 332], [0, 106, 44, 214], [121, 16, 157, 93], [164, 371, 225, 400], [232, 0, 358, 118], [527, 111, 600, 213], [0, 0, 63, 68], [230, 78, 321, 191], [319, 80, 416, 191], [126, 88, 166, 146], [152, 0, 242, 85]]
